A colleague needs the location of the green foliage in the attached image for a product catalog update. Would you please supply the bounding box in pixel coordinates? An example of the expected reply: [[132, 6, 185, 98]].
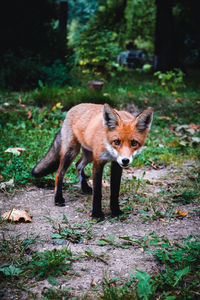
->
[[51, 215, 93, 244], [72, 0, 127, 76], [23, 247, 73, 280], [154, 68, 185, 91], [152, 234, 200, 298], [135, 270, 152, 300], [125, 0, 156, 52], [100, 234, 200, 299], [38, 60, 72, 87], [30, 86, 113, 108], [42, 287, 76, 300], [100, 276, 137, 300], [76, 28, 121, 75], [0, 52, 72, 90]]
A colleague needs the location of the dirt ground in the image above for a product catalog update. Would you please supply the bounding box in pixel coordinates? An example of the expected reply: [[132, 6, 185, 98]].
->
[[0, 162, 199, 299]]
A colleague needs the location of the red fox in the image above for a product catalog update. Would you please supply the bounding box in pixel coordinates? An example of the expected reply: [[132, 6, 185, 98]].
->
[[32, 103, 153, 218]]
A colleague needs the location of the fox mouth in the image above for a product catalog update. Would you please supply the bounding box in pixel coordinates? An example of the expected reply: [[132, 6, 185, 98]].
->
[[118, 162, 130, 169]]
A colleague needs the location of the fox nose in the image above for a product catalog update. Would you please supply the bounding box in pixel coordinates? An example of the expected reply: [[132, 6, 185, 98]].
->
[[122, 158, 130, 166]]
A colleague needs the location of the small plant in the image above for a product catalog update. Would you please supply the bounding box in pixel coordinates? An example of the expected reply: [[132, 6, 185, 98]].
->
[[51, 215, 93, 244], [100, 276, 137, 300], [41, 287, 76, 300], [98, 234, 129, 249], [154, 68, 185, 91], [23, 247, 73, 280], [84, 247, 109, 265], [172, 190, 197, 204]]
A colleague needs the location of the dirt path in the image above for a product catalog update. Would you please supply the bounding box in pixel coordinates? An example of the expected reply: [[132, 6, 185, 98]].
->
[[0, 163, 199, 298]]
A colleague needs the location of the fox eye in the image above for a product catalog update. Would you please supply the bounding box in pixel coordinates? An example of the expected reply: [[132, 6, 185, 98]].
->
[[113, 139, 121, 146], [131, 140, 138, 147]]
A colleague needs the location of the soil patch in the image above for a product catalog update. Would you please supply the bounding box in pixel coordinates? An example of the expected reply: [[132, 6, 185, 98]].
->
[[0, 163, 199, 299]]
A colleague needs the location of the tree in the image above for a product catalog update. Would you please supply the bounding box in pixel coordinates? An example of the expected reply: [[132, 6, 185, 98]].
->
[[154, 0, 175, 71], [58, 0, 68, 60]]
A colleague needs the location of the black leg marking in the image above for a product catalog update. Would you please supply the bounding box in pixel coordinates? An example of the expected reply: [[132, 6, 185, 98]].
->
[[92, 162, 105, 219], [55, 146, 80, 206], [110, 161, 123, 217], [76, 149, 93, 194]]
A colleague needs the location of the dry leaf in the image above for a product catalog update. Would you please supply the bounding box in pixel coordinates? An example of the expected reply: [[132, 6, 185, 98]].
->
[[176, 209, 188, 217], [0, 178, 14, 190], [2, 209, 32, 222], [175, 97, 182, 103], [189, 124, 200, 131], [27, 110, 32, 119], [91, 279, 97, 287], [5, 147, 26, 156], [18, 96, 25, 107], [168, 140, 180, 148], [158, 116, 171, 120]]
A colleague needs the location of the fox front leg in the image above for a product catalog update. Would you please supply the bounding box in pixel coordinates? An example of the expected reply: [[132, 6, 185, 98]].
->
[[110, 161, 123, 217], [92, 162, 105, 219]]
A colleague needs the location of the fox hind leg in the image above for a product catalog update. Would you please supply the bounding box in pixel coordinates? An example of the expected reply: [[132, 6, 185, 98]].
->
[[76, 148, 93, 194], [55, 143, 80, 206]]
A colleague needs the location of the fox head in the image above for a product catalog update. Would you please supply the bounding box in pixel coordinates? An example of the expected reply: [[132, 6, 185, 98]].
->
[[103, 104, 153, 168]]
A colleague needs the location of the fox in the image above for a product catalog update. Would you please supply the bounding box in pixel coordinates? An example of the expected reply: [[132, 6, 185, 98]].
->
[[32, 103, 153, 219]]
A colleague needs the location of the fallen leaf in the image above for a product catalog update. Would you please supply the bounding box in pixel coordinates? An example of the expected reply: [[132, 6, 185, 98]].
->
[[27, 110, 32, 119], [189, 124, 200, 131], [52, 102, 63, 111], [5, 147, 26, 156], [168, 140, 181, 148], [160, 218, 169, 223], [175, 97, 182, 103], [158, 116, 171, 120], [149, 160, 166, 170], [18, 96, 25, 107], [2, 209, 32, 222], [191, 137, 200, 145], [0, 178, 14, 190], [176, 209, 188, 217], [128, 91, 133, 97], [91, 279, 97, 287]]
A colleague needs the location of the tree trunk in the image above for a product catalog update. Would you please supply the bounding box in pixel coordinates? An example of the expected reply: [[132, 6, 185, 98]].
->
[[154, 0, 175, 71], [59, 0, 68, 60]]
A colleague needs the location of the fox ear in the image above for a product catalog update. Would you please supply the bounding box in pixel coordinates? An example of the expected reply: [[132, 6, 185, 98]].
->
[[103, 104, 120, 130], [135, 107, 153, 132]]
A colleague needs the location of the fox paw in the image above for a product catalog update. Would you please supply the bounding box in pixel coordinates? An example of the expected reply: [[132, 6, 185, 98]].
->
[[92, 211, 105, 220], [111, 209, 124, 217], [55, 198, 65, 207], [81, 182, 92, 195]]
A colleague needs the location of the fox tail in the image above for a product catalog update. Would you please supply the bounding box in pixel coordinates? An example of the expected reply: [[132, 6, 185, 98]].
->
[[31, 130, 61, 178]]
